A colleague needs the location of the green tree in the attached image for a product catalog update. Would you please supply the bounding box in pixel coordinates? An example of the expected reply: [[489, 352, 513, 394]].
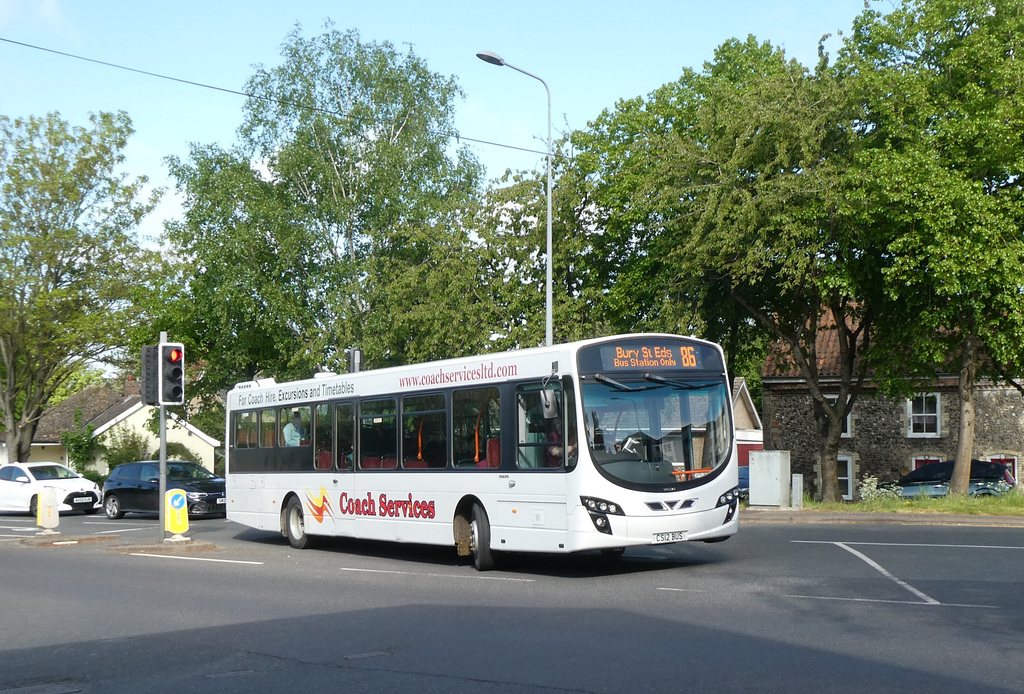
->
[[840, 0, 1024, 494], [571, 38, 878, 501], [163, 24, 486, 400], [239, 23, 483, 366], [0, 111, 159, 463]]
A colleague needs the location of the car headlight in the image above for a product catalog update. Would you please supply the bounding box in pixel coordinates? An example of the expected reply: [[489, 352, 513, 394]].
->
[[186, 491, 208, 501]]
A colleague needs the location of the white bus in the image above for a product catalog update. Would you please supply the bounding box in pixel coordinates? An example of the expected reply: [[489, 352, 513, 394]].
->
[[225, 334, 739, 570]]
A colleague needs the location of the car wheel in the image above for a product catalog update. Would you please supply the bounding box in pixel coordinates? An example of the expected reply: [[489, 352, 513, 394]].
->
[[28, 495, 37, 517], [470, 502, 495, 571], [284, 497, 311, 549], [104, 495, 124, 519]]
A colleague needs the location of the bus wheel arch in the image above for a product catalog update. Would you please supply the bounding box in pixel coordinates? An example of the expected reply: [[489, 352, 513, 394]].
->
[[282, 494, 312, 549], [453, 496, 495, 571]]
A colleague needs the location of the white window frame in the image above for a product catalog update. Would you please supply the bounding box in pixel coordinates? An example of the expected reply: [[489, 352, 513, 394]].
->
[[906, 393, 941, 438], [826, 395, 852, 439], [837, 455, 853, 501], [987, 455, 1018, 485]]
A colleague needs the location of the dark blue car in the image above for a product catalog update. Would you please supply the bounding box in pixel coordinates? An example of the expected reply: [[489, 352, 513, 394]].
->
[[898, 460, 1015, 498]]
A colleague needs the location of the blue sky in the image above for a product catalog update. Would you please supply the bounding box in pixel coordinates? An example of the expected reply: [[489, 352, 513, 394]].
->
[[0, 0, 873, 238]]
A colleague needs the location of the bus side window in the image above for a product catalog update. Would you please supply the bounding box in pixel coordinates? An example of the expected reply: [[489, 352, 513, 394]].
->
[[234, 411, 257, 449], [452, 387, 500, 469], [360, 398, 397, 469], [516, 383, 567, 469], [260, 409, 276, 448], [336, 403, 354, 470], [314, 403, 333, 469], [280, 406, 311, 447], [402, 394, 447, 469]]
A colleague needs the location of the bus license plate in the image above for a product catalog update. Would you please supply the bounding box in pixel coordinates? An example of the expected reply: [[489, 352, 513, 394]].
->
[[653, 531, 685, 544]]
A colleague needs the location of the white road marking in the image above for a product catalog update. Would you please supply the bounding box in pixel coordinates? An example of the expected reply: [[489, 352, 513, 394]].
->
[[833, 541, 941, 604], [130, 553, 263, 565], [790, 539, 1008, 608], [794, 540, 1024, 550], [782, 594, 996, 608], [340, 567, 533, 582]]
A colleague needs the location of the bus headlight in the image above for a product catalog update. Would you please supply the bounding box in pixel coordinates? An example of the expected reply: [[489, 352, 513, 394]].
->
[[581, 496, 624, 535], [716, 487, 739, 523]]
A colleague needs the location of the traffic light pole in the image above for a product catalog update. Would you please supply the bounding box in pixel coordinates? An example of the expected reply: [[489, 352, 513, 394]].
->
[[159, 403, 167, 543], [158, 331, 167, 542]]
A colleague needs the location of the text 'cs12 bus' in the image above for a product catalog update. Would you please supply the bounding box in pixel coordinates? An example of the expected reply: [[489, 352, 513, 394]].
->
[[225, 334, 739, 570]]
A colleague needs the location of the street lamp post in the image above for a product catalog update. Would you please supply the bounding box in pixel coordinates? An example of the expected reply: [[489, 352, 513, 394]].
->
[[477, 50, 553, 347]]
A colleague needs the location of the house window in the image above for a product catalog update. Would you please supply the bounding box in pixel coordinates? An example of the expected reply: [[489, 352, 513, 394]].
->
[[911, 455, 941, 471], [907, 394, 940, 438], [826, 396, 852, 438], [837, 455, 853, 501], [988, 456, 1018, 483]]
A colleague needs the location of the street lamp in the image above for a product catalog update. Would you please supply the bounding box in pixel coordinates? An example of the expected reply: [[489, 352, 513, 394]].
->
[[476, 50, 553, 347]]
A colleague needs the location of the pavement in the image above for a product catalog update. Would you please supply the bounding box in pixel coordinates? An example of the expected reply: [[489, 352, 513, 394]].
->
[[741, 506, 1024, 527]]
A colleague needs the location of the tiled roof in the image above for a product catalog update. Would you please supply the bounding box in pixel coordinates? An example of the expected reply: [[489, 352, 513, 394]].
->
[[762, 310, 865, 380], [33, 385, 141, 444]]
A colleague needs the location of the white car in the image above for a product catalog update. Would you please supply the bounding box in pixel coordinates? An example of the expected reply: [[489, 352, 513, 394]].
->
[[0, 462, 103, 515]]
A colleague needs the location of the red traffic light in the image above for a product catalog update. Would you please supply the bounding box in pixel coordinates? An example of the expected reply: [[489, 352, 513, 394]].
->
[[167, 348, 183, 363]]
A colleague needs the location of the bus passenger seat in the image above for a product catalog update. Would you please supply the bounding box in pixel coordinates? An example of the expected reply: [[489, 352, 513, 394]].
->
[[361, 457, 381, 469], [381, 457, 398, 469], [475, 438, 501, 468], [487, 438, 501, 467]]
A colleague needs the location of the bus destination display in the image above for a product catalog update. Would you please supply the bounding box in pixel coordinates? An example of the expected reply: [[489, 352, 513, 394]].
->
[[600, 343, 703, 371]]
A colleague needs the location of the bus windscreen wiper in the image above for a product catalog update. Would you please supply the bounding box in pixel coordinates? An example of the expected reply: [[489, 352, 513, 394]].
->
[[643, 373, 702, 389], [593, 373, 645, 391]]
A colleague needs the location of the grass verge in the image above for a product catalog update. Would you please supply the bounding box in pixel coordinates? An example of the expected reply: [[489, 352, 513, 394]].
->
[[801, 490, 1024, 516]]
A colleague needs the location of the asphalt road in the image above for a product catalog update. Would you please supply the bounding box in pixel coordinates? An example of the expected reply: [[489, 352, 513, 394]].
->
[[2, 511, 1023, 693]]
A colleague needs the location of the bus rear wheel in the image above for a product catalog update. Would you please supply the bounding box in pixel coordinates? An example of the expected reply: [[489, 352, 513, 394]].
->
[[470, 502, 495, 571], [284, 497, 311, 549]]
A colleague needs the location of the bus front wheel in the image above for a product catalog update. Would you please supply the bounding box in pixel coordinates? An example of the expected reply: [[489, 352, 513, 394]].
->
[[470, 502, 495, 571], [284, 497, 311, 549]]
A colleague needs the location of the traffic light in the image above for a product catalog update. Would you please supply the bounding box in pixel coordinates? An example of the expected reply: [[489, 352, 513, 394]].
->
[[140, 345, 159, 406], [158, 342, 185, 406]]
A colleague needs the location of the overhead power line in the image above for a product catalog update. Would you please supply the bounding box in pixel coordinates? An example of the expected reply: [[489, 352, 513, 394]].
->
[[0, 36, 553, 159]]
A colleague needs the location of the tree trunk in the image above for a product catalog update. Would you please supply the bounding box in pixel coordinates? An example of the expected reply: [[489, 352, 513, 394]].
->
[[4, 420, 34, 464], [814, 397, 846, 502], [950, 336, 977, 496], [817, 423, 844, 503]]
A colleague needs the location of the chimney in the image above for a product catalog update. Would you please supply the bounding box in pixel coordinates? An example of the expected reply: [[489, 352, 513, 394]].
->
[[125, 373, 140, 396]]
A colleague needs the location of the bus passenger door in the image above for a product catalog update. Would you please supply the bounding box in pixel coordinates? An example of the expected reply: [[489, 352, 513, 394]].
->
[[491, 382, 571, 552]]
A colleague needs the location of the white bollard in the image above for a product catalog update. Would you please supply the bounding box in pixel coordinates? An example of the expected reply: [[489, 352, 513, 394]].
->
[[36, 488, 60, 535], [791, 474, 804, 509]]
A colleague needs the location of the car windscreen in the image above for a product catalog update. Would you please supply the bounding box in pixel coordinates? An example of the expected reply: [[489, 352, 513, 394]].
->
[[167, 463, 216, 481], [28, 465, 79, 481]]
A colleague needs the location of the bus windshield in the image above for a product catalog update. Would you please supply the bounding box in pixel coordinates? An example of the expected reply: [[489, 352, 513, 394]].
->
[[580, 376, 732, 491]]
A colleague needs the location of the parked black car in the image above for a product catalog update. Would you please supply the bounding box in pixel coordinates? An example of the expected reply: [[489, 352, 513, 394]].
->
[[102, 461, 226, 519], [898, 460, 1016, 498]]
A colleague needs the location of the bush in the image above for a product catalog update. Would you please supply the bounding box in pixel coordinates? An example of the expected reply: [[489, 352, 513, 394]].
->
[[103, 426, 152, 469], [165, 442, 201, 464], [859, 475, 902, 501]]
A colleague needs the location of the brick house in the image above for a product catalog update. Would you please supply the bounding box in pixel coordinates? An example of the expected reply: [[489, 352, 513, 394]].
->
[[761, 331, 1024, 500]]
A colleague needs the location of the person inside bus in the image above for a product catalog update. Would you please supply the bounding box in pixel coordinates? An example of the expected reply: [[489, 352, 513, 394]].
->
[[546, 416, 576, 466], [283, 410, 306, 447]]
